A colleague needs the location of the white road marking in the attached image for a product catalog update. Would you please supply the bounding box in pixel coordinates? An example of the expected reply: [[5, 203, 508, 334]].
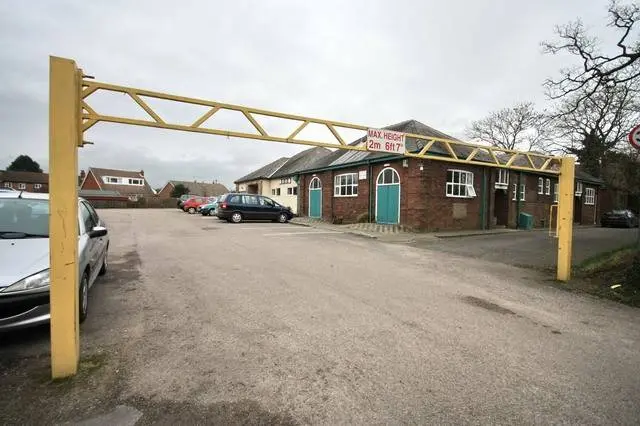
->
[[262, 231, 344, 236]]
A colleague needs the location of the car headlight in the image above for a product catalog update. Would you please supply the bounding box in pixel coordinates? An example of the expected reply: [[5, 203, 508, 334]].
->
[[1, 269, 50, 293]]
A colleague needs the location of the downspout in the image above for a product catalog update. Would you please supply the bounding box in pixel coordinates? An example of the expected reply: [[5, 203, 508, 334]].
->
[[516, 172, 522, 228], [481, 169, 487, 230], [368, 160, 373, 222]]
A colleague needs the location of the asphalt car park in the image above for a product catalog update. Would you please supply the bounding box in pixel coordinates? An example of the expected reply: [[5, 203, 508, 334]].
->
[[1, 209, 639, 424]]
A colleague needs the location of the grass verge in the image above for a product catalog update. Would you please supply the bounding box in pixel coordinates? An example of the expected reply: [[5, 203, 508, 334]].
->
[[572, 244, 640, 307]]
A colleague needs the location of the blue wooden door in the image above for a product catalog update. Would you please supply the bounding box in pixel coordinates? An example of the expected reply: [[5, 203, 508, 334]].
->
[[309, 177, 322, 218], [376, 168, 400, 224]]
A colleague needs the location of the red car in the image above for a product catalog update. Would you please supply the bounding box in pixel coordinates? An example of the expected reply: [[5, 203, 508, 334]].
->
[[182, 197, 207, 214]]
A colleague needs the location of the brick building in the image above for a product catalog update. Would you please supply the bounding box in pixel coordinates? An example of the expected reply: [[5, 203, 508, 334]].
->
[[294, 120, 603, 231], [79, 167, 155, 201], [0, 170, 49, 193]]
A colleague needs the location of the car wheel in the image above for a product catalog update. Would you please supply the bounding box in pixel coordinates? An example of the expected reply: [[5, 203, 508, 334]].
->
[[188, 207, 196, 214], [98, 248, 108, 276], [231, 212, 243, 223], [278, 213, 289, 223], [79, 271, 89, 323]]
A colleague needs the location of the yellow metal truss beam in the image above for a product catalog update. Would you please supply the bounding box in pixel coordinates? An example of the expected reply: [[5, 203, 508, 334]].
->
[[80, 80, 561, 175]]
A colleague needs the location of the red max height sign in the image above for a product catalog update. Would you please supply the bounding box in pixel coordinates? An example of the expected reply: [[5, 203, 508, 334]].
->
[[366, 128, 406, 154], [629, 124, 640, 150]]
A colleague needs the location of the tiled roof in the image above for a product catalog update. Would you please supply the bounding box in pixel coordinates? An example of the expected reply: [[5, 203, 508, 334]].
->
[[0, 170, 49, 184], [271, 147, 331, 178], [169, 180, 228, 196], [234, 157, 290, 183]]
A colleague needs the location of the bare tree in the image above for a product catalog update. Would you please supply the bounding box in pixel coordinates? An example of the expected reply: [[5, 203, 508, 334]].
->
[[466, 102, 551, 151], [542, 1, 640, 103], [550, 83, 639, 176]]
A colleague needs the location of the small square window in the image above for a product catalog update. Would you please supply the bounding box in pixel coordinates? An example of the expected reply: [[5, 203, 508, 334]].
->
[[18, 183, 26, 190]]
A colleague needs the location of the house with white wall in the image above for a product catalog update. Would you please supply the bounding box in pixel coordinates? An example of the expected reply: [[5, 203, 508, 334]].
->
[[234, 147, 329, 213]]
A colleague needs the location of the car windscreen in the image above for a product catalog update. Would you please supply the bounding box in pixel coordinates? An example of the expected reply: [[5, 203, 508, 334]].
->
[[0, 199, 49, 237]]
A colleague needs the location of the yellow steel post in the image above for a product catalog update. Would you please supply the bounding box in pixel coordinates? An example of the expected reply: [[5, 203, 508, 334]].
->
[[49, 56, 80, 378], [556, 158, 575, 281]]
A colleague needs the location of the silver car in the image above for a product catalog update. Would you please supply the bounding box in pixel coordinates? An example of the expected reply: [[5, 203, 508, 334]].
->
[[0, 192, 109, 331]]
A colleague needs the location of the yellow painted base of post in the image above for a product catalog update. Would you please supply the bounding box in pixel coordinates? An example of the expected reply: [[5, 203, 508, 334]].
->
[[49, 56, 81, 378], [557, 157, 575, 281]]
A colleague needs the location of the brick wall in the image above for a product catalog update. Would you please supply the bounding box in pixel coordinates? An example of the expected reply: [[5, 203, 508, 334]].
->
[[81, 171, 101, 190], [2, 182, 48, 193], [157, 183, 173, 198], [505, 173, 557, 228]]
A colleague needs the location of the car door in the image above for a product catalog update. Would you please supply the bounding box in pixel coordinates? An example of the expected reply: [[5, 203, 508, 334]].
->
[[83, 201, 107, 276], [258, 196, 279, 220], [79, 202, 101, 284], [241, 195, 261, 220]]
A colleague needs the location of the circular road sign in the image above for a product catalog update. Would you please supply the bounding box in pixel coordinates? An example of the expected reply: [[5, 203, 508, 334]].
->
[[629, 124, 640, 150]]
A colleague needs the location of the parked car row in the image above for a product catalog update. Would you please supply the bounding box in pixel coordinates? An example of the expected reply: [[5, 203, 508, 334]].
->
[[178, 195, 219, 214], [178, 192, 294, 224]]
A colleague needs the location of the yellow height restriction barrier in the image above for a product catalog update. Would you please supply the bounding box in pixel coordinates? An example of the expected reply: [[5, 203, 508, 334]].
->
[[48, 56, 575, 378]]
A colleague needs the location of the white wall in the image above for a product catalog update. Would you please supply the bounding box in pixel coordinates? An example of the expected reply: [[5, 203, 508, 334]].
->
[[268, 178, 298, 213]]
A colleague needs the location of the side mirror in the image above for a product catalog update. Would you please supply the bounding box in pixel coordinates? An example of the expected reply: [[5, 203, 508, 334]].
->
[[89, 226, 108, 238]]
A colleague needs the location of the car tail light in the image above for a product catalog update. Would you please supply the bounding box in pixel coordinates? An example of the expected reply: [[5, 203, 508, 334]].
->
[[221, 203, 227, 209]]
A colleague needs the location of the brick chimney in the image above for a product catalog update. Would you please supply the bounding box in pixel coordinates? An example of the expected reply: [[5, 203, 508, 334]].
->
[[140, 170, 145, 176], [80, 170, 86, 180]]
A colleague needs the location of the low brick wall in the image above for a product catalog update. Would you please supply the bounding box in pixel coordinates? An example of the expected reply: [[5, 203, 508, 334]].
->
[[86, 198, 177, 209]]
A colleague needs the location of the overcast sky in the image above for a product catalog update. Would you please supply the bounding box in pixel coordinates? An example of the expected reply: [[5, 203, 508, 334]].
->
[[0, 0, 614, 189]]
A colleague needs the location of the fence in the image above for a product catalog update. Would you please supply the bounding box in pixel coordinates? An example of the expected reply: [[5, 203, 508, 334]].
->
[[86, 197, 177, 209]]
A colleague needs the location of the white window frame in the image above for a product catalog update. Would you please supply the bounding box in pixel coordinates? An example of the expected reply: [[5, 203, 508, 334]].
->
[[446, 170, 475, 198], [271, 189, 276, 196], [519, 184, 526, 201], [334, 173, 358, 197], [495, 169, 508, 189], [513, 183, 526, 201], [545, 178, 551, 195], [575, 181, 583, 197], [103, 176, 120, 184], [287, 187, 297, 195], [3, 182, 11, 188], [127, 178, 143, 186], [554, 183, 559, 203], [584, 188, 595, 205], [537, 177, 544, 194], [280, 177, 291, 184], [17, 183, 26, 190], [34, 183, 42, 189], [512, 183, 517, 201]]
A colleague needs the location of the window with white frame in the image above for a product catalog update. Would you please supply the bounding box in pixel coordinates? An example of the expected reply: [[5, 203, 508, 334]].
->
[[334, 173, 358, 196], [287, 187, 297, 195], [446, 170, 475, 198], [34, 184, 42, 190], [512, 183, 525, 201], [309, 177, 321, 189], [3, 182, 11, 188], [537, 177, 544, 194], [280, 177, 291, 184], [554, 183, 559, 203], [271, 188, 281, 196], [104, 176, 120, 184], [545, 178, 551, 195], [128, 178, 143, 186], [585, 188, 595, 205], [575, 181, 583, 196], [18, 183, 26, 190], [496, 169, 509, 188]]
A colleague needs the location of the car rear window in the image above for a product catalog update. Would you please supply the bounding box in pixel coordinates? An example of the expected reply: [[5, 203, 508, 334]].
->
[[228, 195, 241, 203]]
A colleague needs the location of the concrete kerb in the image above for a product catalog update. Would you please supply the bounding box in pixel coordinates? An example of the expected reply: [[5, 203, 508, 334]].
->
[[289, 219, 379, 239]]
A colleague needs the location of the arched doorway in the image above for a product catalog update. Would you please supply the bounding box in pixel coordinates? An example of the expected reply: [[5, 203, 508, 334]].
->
[[309, 177, 322, 218], [376, 168, 400, 224]]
